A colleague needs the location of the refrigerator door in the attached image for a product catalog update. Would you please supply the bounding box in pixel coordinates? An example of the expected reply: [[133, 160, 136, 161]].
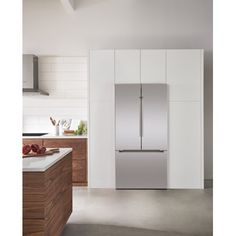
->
[[115, 84, 141, 150], [142, 84, 168, 150], [116, 151, 167, 189]]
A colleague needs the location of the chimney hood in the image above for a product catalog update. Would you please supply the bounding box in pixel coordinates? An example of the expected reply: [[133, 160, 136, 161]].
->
[[23, 54, 49, 96]]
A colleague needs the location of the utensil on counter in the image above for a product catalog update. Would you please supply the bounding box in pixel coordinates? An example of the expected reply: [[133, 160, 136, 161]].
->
[[50, 117, 56, 126], [50, 117, 60, 135], [60, 119, 72, 130], [50, 117, 60, 126]]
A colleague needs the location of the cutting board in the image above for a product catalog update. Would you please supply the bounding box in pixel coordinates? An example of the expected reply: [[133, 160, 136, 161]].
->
[[23, 148, 60, 158]]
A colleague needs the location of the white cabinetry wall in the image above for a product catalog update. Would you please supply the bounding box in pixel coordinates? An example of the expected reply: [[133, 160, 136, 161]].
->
[[167, 50, 204, 189], [89, 49, 204, 189], [89, 50, 115, 188]]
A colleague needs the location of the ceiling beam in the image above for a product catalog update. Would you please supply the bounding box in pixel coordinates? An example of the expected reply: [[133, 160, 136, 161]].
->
[[60, 0, 75, 14]]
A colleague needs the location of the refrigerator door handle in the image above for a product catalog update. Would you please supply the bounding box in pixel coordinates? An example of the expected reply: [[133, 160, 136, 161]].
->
[[117, 149, 167, 153], [141, 95, 143, 138], [139, 85, 143, 139], [139, 96, 142, 138]]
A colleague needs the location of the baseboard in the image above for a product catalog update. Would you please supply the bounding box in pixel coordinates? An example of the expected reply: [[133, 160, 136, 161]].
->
[[204, 179, 213, 189]]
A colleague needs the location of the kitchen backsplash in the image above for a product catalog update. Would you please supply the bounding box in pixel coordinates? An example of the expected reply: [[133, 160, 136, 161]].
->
[[23, 56, 87, 133]]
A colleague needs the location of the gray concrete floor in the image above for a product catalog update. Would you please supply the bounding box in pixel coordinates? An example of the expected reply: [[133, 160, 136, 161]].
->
[[62, 187, 212, 236]]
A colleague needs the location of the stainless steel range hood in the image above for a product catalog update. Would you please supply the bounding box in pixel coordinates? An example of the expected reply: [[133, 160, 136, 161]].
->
[[23, 54, 49, 96]]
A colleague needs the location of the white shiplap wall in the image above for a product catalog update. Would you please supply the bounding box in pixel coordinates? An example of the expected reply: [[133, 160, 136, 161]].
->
[[23, 56, 87, 133]]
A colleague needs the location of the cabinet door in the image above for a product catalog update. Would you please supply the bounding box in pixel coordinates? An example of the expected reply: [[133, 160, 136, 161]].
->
[[115, 50, 140, 84], [43, 139, 87, 185], [141, 50, 166, 83], [72, 159, 86, 184], [168, 101, 203, 189], [73, 138, 87, 160], [89, 49, 115, 188], [23, 139, 43, 146], [89, 101, 115, 188], [90, 50, 114, 101], [167, 50, 203, 101]]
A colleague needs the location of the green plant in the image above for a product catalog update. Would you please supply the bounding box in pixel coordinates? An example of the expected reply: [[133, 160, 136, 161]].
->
[[74, 120, 87, 135]]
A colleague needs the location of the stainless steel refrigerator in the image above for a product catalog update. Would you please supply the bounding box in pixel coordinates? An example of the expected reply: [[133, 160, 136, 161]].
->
[[115, 84, 168, 189]]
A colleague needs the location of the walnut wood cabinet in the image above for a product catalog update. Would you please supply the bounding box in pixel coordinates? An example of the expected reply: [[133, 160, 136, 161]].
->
[[43, 138, 87, 186], [23, 139, 43, 147], [23, 138, 87, 186], [23, 152, 72, 236]]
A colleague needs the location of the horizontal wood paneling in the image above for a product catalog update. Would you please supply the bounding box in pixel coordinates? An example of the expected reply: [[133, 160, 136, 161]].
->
[[43, 138, 87, 185], [73, 159, 87, 183], [23, 219, 45, 235], [23, 172, 46, 219], [23, 152, 72, 236], [23, 139, 43, 147]]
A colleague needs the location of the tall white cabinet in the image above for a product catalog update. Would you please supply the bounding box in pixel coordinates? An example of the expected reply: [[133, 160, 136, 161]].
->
[[167, 50, 204, 188], [89, 50, 115, 188], [89, 49, 204, 189]]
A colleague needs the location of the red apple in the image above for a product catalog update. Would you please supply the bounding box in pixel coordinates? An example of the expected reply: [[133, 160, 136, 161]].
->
[[22, 145, 31, 155], [37, 146, 46, 154], [31, 144, 39, 153]]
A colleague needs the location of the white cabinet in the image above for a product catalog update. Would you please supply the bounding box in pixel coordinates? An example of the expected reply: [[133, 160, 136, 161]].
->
[[89, 101, 115, 188], [141, 50, 166, 83], [166, 49, 204, 188], [115, 49, 166, 84], [167, 50, 204, 189], [115, 50, 140, 84], [168, 101, 203, 189], [167, 50, 203, 101], [89, 50, 115, 188], [90, 50, 115, 101]]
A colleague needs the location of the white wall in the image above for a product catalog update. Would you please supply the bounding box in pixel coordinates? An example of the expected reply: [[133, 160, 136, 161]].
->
[[23, 56, 87, 133], [23, 0, 212, 180]]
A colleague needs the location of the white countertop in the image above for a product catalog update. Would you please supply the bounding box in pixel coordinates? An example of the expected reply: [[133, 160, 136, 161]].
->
[[23, 148, 72, 172], [23, 133, 87, 139]]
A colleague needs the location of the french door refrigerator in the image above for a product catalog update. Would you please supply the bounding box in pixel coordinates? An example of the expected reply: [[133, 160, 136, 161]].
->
[[115, 84, 168, 189]]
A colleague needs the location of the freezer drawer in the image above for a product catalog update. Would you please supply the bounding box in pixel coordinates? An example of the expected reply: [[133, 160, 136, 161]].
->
[[115, 151, 167, 189]]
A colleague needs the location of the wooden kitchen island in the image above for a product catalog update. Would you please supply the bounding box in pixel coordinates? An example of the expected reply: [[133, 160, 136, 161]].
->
[[23, 148, 72, 236], [23, 135, 87, 186]]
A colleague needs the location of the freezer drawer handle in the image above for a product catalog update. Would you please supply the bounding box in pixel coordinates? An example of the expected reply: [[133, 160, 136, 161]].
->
[[118, 150, 166, 153]]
